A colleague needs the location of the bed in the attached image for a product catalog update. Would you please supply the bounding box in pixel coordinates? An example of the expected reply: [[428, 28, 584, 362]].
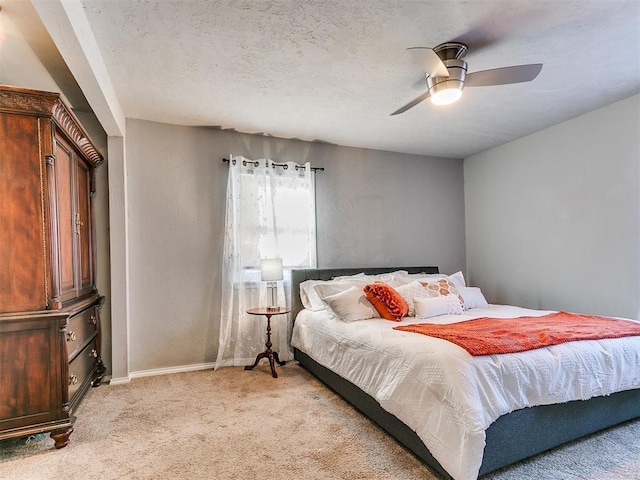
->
[[290, 266, 640, 480]]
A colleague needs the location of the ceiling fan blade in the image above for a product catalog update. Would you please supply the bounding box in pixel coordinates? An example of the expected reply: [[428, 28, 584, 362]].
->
[[466, 63, 543, 87], [407, 47, 449, 78], [390, 91, 431, 116], [410, 75, 428, 90]]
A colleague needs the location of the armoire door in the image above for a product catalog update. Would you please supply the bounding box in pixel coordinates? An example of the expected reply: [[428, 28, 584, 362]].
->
[[0, 316, 64, 431], [75, 159, 94, 295], [54, 135, 78, 305], [0, 113, 48, 313], [53, 134, 96, 306]]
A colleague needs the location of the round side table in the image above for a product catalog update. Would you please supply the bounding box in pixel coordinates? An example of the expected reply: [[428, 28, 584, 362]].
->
[[244, 307, 291, 378]]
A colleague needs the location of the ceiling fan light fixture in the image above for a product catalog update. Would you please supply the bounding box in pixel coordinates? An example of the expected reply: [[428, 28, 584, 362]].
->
[[427, 57, 467, 106], [430, 86, 463, 105]]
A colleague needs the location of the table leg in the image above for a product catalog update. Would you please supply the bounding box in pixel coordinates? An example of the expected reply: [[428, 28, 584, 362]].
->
[[244, 313, 285, 378], [245, 351, 268, 371], [267, 353, 278, 378], [272, 350, 286, 366]]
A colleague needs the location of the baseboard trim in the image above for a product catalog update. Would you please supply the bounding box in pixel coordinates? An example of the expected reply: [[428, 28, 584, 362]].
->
[[129, 362, 218, 379], [109, 376, 131, 385], [107, 359, 278, 385]]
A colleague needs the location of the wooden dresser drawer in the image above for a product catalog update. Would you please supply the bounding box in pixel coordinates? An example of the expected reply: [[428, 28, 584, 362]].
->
[[68, 342, 98, 402], [66, 306, 98, 361]]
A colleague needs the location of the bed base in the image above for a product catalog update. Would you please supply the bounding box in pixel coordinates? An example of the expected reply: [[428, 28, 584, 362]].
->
[[295, 348, 640, 478], [291, 267, 640, 478], [294, 348, 452, 479]]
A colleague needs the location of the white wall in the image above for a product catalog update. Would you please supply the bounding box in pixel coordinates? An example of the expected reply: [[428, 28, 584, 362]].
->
[[0, 6, 62, 95], [465, 94, 640, 319], [125, 119, 466, 372]]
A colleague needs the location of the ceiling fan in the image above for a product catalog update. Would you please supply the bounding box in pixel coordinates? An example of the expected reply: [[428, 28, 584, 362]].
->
[[391, 42, 542, 115]]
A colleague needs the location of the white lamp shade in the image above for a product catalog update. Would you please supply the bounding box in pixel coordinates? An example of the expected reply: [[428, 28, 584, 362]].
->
[[260, 258, 283, 281]]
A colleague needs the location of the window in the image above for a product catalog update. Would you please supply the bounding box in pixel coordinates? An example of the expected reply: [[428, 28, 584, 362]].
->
[[234, 163, 317, 275], [217, 156, 317, 366]]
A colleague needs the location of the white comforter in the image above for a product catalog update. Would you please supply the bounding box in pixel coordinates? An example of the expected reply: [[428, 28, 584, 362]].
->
[[290, 305, 640, 480]]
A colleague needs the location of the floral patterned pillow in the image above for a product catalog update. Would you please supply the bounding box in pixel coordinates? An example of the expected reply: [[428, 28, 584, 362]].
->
[[420, 279, 465, 309]]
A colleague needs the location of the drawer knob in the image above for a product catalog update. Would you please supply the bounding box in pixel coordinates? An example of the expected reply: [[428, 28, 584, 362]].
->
[[69, 374, 78, 385], [67, 331, 77, 342], [90, 315, 97, 325], [91, 349, 98, 358]]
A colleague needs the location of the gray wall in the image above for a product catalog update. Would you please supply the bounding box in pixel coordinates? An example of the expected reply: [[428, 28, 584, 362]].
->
[[125, 119, 466, 372], [464, 94, 640, 319]]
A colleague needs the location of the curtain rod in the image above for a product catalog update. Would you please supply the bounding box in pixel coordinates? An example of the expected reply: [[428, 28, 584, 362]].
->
[[222, 157, 324, 172]]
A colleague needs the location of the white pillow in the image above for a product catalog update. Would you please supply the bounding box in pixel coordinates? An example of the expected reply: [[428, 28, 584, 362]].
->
[[313, 279, 369, 302], [332, 273, 366, 281], [459, 286, 489, 309], [394, 271, 445, 286], [395, 281, 431, 316], [301, 278, 370, 311], [299, 280, 325, 310], [373, 274, 401, 287], [447, 271, 466, 291], [414, 295, 463, 320], [333, 271, 406, 286], [321, 286, 377, 322], [354, 272, 402, 287]]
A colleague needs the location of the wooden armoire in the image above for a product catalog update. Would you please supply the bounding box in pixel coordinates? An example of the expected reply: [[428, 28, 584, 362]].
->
[[0, 84, 105, 448]]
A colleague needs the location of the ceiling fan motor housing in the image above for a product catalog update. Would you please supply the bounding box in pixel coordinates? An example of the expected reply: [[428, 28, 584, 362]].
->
[[427, 58, 467, 96], [433, 42, 468, 60]]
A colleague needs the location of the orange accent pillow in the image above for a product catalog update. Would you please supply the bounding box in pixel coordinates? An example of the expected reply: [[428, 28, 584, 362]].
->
[[363, 282, 409, 321]]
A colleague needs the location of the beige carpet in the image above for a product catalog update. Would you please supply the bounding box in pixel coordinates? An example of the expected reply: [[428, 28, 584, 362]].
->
[[1, 363, 639, 480]]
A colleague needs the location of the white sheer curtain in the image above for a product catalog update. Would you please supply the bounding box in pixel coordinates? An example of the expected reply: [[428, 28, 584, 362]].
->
[[216, 155, 317, 367]]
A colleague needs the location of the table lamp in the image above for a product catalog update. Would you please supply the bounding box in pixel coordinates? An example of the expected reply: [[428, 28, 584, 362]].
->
[[261, 258, 283, 311]]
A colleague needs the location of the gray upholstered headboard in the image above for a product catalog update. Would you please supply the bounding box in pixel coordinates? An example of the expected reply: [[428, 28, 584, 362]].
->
[[290, 266, 439, 319]]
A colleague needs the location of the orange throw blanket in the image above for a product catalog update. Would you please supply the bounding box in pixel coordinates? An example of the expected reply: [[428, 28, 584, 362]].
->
[[393, 312, 640, 356]]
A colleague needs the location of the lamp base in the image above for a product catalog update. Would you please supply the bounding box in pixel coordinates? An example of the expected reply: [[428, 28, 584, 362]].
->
[[266, 281, 280, 311]]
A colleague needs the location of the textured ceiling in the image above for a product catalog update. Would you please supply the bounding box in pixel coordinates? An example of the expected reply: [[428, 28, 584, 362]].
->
[[70, 1, 640, 157]]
